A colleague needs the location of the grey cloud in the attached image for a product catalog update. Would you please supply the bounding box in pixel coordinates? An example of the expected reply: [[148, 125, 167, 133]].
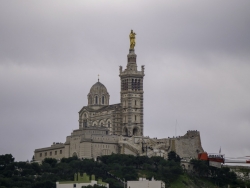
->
[[0, 0, 250, 161]]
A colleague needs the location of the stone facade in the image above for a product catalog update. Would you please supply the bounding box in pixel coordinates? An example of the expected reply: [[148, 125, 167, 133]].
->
[[34, 143, 65, 161], [119, 48, 145, 137], [34, 46, 204, 162], [77, 48, 144, 137]]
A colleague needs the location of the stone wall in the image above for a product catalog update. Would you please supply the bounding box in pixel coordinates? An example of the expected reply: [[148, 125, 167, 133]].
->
[[34, 130, 204, 162], [174, 130, 203, 159], [34, 143, 65, 161]]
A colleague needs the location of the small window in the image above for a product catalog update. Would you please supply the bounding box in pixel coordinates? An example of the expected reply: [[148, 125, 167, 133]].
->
[[55, 151, 57, 155], [40, 153, 42, 157], [50, 152, 52, 156], [95, 96, 98, 104], [102, 96, 105, 104], [135, 79, 137, 90], [108, 122, 110, 128], [135, 100, 137, 105], [135, 115, 137, 121], [83, 121, 87, 127], [60, 150, 62, 154], [45, 152, 47, 156]]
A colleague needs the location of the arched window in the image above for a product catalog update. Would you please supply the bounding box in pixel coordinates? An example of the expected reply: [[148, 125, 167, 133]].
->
[[135, 115, 137, 121], [133, 128, 139, 136], [102, 96, 105, 104], [125, 79, 128, 90], [124, 127, 128, 136], [135, 100, 136, 106], [83, 120, 87, 127], [108, 122, 110, 128], [95, 96, 98, 104]]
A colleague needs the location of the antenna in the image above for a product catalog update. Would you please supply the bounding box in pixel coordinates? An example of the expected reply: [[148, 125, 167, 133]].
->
[[175, 119, 177, 137], [98, 74, 99, 82]]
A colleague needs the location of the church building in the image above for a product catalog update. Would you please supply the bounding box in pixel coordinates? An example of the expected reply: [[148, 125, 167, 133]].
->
[[34, 31, 204, 162], [79, 46, 144, 137]]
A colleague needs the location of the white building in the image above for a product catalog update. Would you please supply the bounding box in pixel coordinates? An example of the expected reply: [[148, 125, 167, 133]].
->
[[127, 177, 165, 188], [56, 173, 109, 188], [56, 181, 107, 188]]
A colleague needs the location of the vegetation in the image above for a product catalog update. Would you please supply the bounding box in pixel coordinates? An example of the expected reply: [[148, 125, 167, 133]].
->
[[82, 186, 105, 188], [190, 159, 250, 187], [1, 153, 249, 188], [0, 153, 182, 188]]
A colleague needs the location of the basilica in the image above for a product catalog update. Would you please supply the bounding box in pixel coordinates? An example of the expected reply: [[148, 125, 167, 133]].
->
[[34, 32, 203, 162]]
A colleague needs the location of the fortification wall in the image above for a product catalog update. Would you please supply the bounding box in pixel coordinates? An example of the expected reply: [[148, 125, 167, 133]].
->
[[172, 130, 204, 159]]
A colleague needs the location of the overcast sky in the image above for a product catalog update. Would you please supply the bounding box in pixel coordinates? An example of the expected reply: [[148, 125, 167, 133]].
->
[[0, 0, 250, 162]]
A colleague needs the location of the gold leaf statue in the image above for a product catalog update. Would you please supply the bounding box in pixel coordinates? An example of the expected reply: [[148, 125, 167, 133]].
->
[[129, 30, 136, 49]]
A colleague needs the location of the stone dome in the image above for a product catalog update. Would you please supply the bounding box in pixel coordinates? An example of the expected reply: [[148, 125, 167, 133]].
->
[[88, 81, 110, 107], [89, 81, 108, 94]]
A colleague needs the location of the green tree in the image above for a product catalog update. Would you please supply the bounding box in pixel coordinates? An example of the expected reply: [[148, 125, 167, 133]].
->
[[191, 159, 209, 177], [43, 158, 58, 168], [167, 151, 181, 162], [0, 154, 14, 167]]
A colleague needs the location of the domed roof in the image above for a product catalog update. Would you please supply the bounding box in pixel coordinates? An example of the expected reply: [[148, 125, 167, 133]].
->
[[89, 81, 108, 94], [87, 80, 110, 107]]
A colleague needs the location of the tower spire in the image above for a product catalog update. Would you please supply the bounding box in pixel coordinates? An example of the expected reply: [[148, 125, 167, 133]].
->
[[98, 74, 99, 82], [118, 30, 145, 137]]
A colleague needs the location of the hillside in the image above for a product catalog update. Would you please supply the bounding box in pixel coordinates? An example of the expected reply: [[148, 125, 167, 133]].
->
[[0, 153, 249, 188]]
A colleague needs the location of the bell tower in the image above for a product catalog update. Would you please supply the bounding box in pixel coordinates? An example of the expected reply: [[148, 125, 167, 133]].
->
[[119, 30, 145, 136]]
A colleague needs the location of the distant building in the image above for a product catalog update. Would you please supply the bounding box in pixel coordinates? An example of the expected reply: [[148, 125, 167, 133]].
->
[[34, 33, 204, 162], [127, 177, 165, 188], [56, 172, 109, 188]]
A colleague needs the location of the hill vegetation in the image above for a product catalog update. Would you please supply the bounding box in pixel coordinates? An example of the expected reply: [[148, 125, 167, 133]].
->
[[0, 152, 249, 188]]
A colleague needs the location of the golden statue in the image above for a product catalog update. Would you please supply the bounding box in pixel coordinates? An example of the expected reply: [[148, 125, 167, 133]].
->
[[129, 30, 136, 49]]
